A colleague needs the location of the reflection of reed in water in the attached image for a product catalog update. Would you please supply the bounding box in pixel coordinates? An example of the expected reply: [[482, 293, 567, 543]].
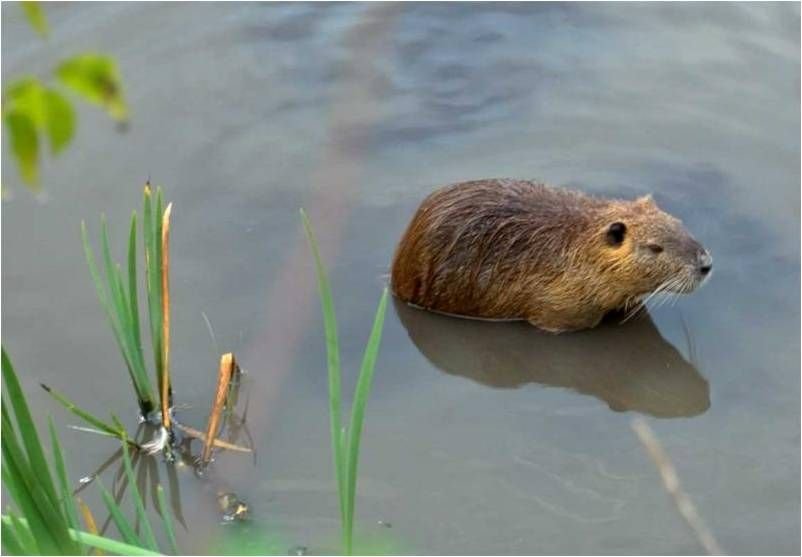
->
[[394, 299, 710, 418]]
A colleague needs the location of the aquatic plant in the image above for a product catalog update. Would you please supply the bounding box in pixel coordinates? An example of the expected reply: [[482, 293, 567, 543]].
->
[[48, 183, 254, 464], [1, 348, 178, 556], [300, 209, 389, 555], [3, 2, 128, 191], [78, 184, 172, 424]]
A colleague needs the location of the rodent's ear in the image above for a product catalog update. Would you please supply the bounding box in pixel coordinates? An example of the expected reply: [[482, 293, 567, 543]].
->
[[606, 222, 627, 246], [635, 194, 656, 208]]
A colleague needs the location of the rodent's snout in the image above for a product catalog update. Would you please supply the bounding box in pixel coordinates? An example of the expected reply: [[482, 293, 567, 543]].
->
[[698, 250, 713, 277]]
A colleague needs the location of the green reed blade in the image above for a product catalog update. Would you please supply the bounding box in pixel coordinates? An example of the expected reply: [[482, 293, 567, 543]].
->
[[1, 349, 60, 512], [156, 485, 178, 555], [82, 221, 141, 396], [343, 287, 389, 554], [1, 522, 24, 555], [1, 515, 162, 557], [113, 261, 151, 402], [120, 440, 158, 552], [97, 479, 142, 547], [128, 211, 144, 375], [1, 451, 48, 554], [40, 384, 123, 439], [101, 216, 153, 407], [1, 405, 75, 554], [10, 510, 44, 555], [48, 417, 80, 531], [300, 209, 346, 529], [2, 511, 33, 555], [84, 219, 153, 413], [70, 528, 161, 556], [143, 186, 164, 394]]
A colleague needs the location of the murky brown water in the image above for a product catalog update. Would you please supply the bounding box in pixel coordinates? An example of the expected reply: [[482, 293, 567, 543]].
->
[[3, 3, 799, 555]]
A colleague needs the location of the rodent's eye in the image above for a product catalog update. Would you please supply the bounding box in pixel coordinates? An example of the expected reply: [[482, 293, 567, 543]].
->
[[647, 243, 664, 254], [606, 222, 627, 246]]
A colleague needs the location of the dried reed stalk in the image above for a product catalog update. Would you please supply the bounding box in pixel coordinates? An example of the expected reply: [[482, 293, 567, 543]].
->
[[631, 418, 724, 555], [77, 497, 103, 555], [201, 353, 237, 463], [173, 422, 251, 453], [160, 203, 173, 430]]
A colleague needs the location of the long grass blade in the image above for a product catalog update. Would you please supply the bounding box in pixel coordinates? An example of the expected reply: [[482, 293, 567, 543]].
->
[[120, 440, 158, 552], [343, 287, 389, 554], [101, 216, 153, 410], [128, 211, 145, 381], [155, 485, 178, 555], [48, 417, 80, 531], [97, 479, 142, 547], [300, 209, 346, 529], [1, 403, 75, 553], [143, 185, 161, 380], [1, 420, 53, 554], [1, 349, 61, 513], [7, 509, 38, 554], [1, 515, 162, 557], [82, 221, 149, 413], [40, 384, 125, 439], [0, 349, 78, 553], [2, 519, 26, 555]]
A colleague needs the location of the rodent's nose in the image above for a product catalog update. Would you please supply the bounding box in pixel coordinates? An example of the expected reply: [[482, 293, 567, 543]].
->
[[698, 251, 713, 276]]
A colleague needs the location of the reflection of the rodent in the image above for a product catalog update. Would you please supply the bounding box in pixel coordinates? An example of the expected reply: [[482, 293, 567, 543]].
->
[[393, 298, 710, 419]]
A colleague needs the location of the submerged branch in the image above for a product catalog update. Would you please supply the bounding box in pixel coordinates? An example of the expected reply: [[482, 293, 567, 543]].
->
[[631, 418, 724, 556]]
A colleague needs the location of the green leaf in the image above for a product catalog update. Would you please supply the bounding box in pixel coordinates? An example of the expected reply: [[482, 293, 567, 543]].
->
[[6, 510, 41, 555], [69, 528, 161, 556], [120, 441, 158, 552], [300, 209, 346, 531], [99, 216, 153, 410], [156, 485, 178, 555], [344, 288, 389, 555], [1, 392, 77, 554], [1, 515, 162, 556], [97, 479, 142, 547], [43, 88, 75, 154], [56, 53, 128, 122], [4, 79, 47, 126], [1, 349, 61, 513], [47, 417, 80, 532], [3, 110, 39, 188], [40, 383, 126, 440], [21, 1, 49, 38], [143, 186, 164, 396], [128, 211, 143, 370]]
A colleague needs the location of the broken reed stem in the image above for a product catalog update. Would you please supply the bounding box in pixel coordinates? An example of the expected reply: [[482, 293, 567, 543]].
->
[[201, 353, 237, 464], [77, 497, 100, 536], [631, 418, 724, 556], [173, 422, 251, 453], [160, 203, 173, 430]]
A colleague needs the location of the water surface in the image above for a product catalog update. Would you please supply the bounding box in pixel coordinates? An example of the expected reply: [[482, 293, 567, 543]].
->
[[2, 3, 799, 554]]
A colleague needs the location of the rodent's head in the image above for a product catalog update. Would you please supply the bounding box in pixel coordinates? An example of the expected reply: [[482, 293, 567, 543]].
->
[[595, 195, 712, 299]]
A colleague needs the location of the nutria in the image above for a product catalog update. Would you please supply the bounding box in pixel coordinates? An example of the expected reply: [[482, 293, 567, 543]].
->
[[391, 179, 713, 333], [394, 298, 710, 418]]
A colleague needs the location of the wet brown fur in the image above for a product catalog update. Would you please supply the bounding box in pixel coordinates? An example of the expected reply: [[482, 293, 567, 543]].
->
[[391, 179, 709, 333]]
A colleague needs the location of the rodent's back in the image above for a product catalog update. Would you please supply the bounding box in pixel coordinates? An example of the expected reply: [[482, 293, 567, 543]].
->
[[391, 179, 599, 320]]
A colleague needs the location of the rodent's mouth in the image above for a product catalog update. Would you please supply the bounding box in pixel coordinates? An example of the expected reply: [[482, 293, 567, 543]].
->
[[666, 266, 711, 294], [662, 268, 706, 295]]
